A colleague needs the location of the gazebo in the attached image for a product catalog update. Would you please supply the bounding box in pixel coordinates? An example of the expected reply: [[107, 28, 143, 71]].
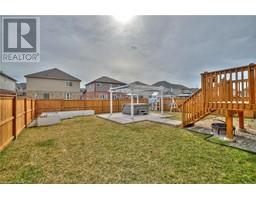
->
[[109, 84, 165, 119]]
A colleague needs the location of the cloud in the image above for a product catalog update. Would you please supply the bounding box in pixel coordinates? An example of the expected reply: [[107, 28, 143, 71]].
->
[[1, 15, 256, 88]]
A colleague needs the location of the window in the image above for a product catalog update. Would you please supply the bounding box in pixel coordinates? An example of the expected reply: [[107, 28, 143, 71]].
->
[[43, 93, 49, 99], [65, 93, 72, 100], [99, 94, 106, 99], [96, 83, 102, 87], [65, 81, 73, 87], [86, 84, 94, 91]]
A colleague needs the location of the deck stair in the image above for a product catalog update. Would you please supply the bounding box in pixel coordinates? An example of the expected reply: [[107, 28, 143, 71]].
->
[[182, 64, 256, 139]]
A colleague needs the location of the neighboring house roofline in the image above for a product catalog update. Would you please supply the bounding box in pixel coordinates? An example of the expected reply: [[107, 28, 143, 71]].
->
[[16, 82, 26, 89], [25, 68, 81, 82], [85, 76, 126, 86], [0, 71, 17, 82], [152, 81, 189, 90], [129, 81, 149, 86]]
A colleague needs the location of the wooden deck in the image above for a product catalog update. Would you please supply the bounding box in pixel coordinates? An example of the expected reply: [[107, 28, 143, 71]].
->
[[182, 64, 256, 139]]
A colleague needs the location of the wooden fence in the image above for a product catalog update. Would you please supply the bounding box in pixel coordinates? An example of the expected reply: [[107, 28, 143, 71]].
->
[[35, 98, 187, 116], [0, 95, 36, 151], [0, 96, 184, 151], [35, 99, 149, 116]]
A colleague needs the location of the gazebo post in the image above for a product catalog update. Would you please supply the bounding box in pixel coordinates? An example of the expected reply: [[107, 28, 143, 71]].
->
[[131, 91, 134, 119], [160, 89, 164, 115], [136, 95, 139, 104], [110, 89, 113, 115]]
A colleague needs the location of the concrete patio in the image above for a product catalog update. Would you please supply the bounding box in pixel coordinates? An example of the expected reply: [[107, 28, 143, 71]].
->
[[97, 112, 181, 127]]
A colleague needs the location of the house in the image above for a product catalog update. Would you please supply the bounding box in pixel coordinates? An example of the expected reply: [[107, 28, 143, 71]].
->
[[84, 76, 126, 100], [16, 82, 26, 96], [25, 68, 81, 100], [152, 81, 193, 97], [0, 71, 17, 95], [129, 81, 151, 98]]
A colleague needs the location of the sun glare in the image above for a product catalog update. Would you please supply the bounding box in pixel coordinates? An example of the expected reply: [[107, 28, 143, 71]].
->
[[112, 14, 135, 24]]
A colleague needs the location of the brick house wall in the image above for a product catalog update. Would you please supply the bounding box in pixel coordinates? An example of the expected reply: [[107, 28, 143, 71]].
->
[[0, 73, 16, 93]]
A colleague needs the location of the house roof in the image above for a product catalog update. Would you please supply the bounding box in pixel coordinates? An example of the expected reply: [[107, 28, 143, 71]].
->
[[129, 81, 149, 86], [0, 71, 17, 82], [152, 81, 189, 90], [16, 82, 26, 89], [86, 76, 126, 85], [25, 68, 81, 81]]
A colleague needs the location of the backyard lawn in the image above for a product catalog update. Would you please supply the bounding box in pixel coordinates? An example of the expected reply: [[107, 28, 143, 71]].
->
[[0, 116, 256, 183]]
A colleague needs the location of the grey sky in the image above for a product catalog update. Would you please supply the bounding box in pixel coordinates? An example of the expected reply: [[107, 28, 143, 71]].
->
[[1, 15, 256, 88]]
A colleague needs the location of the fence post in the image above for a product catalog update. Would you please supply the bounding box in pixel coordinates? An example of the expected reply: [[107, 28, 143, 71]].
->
[[32, 100, 35, 119], [84, 100, 86, 110], [12, 96, 17, 140], [24, 98, 28, 127], [101, 100, 104, 113], [35, 100, 37, 117], [118, 99, 120, 112], [61, 99, 64, 111], [31, 99, 33, 120], [181, 103, 185, 127]]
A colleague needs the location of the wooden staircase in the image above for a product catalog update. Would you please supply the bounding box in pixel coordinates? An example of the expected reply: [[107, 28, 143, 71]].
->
[[182, 89, 216, 127], [182, 64, 256, 139]]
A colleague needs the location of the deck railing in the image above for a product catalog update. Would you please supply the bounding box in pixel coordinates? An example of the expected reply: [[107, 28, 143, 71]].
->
[[182, 64, 256, 127], [201, 64, 256, 111], [182, 89, 205, 126]]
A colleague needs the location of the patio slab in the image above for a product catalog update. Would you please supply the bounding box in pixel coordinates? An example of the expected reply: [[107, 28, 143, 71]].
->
[[97, 112, 181, 127]]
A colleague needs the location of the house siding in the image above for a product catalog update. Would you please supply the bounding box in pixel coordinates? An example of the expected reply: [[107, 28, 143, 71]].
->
[[0, 74, 16, 93], [86, 83, 95, 92], [26, 77, 80, 99], [84, 82, 126, 100]]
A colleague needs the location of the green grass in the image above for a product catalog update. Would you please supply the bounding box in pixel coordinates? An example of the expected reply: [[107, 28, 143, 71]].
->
[[36, 139, 56, 148], [0, 116, 256, 183], [207, 136, 229, 145]]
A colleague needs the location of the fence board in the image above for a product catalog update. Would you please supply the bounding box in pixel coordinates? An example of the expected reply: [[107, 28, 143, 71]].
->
[[0, 96, 14, 151], [0, 95, 36, 151], [16, 99, 25, 136], [35, 98, 187, 116], [36, 99, 150, 115]]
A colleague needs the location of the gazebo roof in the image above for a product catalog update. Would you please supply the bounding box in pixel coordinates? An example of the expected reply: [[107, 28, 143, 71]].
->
[[110, 83, 166, 96]]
